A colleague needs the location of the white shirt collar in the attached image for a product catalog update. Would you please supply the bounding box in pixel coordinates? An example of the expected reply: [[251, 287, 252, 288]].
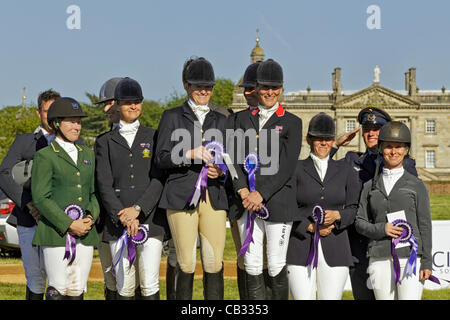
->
[[310, 152, 329, 181], [55, 136, 76, 151], [258, 102, 279, 114], [188, 98, 209, 112], [119, 119, 140, 133], [382, 167, 404, 177]]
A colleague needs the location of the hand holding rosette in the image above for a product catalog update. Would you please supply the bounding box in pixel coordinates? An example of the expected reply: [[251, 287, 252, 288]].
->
[[238, 153, 270, 257], [63, 204, 85, 266], [107, 224, 150, 275], [306, 205, 326, 269], [187, 141, 227, 208], [391, 219, 419, 284]]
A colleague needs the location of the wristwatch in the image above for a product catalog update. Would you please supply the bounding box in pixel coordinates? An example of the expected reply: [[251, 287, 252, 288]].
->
[[133, 204, 142, 213]]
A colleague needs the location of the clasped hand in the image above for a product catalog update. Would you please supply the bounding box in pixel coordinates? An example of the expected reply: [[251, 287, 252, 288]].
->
[[240, 188, 263, 212], [68, 217, 93, 237], [118, 207, 141, 237], [306, 210, 340, 237]]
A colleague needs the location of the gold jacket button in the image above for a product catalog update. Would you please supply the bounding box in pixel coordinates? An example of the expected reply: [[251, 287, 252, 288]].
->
[[77, 184, 81, 188], [78, 197, 83, 202], [76, 172, 80, 176], [130, 175, 134, 179]]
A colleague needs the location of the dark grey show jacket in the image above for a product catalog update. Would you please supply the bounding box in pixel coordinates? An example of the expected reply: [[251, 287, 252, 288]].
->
[[355, 170, 432, 270]]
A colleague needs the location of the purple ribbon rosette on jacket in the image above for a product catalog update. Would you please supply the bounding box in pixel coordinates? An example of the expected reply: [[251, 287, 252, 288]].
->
[[306, 205, 326, 269], [391, 219, 419, 284], [238, 153, 270, 257], [63, 204, 84, 266], [187, 141, 228, 208], [107, 224, 150, 275]]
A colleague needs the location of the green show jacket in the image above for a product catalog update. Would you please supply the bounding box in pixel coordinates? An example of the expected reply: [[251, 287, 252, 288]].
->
[[31, 141, 99, 247]]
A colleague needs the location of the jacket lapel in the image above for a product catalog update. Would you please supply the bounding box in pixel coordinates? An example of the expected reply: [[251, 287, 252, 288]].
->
[[303, 157, 323, 185], [375, 172, 388, 198], [50, 141, 79, 169], [34, 130, 49, 151], [111, 127, 131, 150], [182, 101, 203, 130], [261, 104, 285, 130], [323, 159, 339, 184], [248, 108, 260, 132], [130, 125, 147, 151], [202, 108, 217, 131]]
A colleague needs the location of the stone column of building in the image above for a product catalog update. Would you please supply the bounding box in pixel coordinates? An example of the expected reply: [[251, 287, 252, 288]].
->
[[410, 115, 418, 159]]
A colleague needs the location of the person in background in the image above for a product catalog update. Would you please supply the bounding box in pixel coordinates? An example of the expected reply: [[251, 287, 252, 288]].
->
[[93, 77, 123, 300]]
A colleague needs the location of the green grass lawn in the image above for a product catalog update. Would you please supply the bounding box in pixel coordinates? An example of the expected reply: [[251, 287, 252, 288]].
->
[[430, 194, 450, 220], [0, 281, 449, 300]]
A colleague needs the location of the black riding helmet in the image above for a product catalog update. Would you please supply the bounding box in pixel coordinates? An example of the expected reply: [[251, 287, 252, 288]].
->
[[307, 112, 335, 138], [95, 77, 123, 104], [47, 97, 87, 130], [256, 58, 283, 87], [239, 61, 262, 88], [184, 57, 216, 87], [114, 77, 143, 102]]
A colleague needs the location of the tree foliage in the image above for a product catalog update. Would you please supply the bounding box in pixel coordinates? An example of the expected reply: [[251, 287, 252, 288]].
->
[[211, 78, 235, 108], [0, 106, 40, 161]]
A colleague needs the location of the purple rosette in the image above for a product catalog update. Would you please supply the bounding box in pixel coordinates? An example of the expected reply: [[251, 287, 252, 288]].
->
[[63, 204, 84, 266], [391, 219, 419, 284], [131, 224, 149, 246], [187, 141, 227, 208], [306, 205, 325, 269], [238, 153, 270, 257], [107, 225, 150, 276]]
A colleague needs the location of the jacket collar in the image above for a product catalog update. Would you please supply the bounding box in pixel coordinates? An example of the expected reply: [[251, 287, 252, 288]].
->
[[50, 140, 83, 169], [111, 124, 147, 151], [182, 100, 217, 130], [304, 156, 339, 185], [251, 104, 286, 130], [375, 168, 409, 198], [251, 103, 285, 117]]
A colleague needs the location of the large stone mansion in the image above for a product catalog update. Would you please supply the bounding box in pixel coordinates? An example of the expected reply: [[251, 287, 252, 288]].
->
[[231, 38, 450, 181]]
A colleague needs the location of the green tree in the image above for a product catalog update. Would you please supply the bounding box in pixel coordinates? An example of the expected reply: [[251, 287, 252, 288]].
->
[[140, 100, 167, 129], [85, 92, 100, 104], [0, 106, 40, 162], [211, 78, 235, 108]]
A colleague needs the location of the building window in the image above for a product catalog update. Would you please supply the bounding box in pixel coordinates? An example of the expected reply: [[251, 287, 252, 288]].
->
[[425, 150, 435, 168], [346, 120, 356, 132], [426, 120, 436, 134]]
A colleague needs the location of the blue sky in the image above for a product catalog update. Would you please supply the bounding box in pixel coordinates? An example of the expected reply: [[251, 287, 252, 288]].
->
[[1, 0, 449, 107]]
